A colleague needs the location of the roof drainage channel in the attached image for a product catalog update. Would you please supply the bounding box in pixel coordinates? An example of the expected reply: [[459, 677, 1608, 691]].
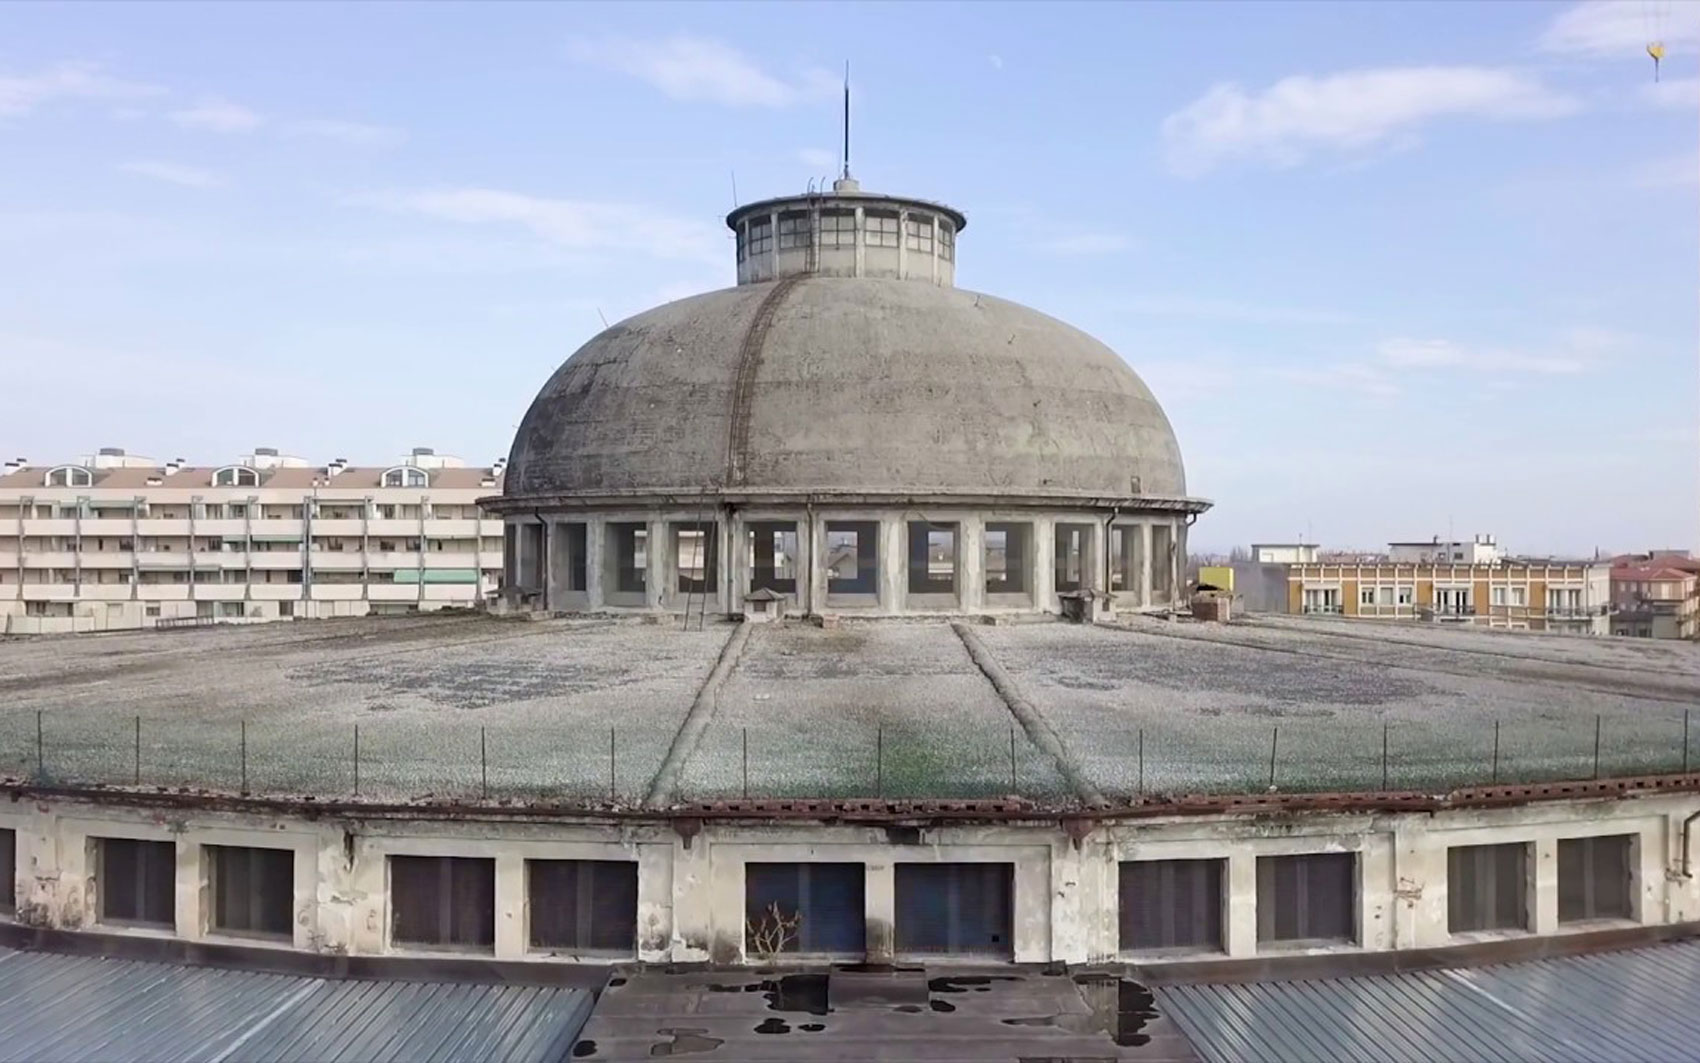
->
[[643, 623, 753, 809], [952, 621, 1108, 808]]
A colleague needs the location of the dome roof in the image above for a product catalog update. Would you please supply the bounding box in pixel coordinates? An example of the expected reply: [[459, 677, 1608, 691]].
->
[[503, 276, 1193, 505]]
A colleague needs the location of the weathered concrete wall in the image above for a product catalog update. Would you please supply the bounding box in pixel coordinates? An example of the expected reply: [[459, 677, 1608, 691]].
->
[[4, 792, 1698, 966]]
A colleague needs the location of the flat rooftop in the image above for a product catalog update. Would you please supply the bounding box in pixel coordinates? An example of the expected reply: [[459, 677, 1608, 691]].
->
[[3, 613, 1698, 806]]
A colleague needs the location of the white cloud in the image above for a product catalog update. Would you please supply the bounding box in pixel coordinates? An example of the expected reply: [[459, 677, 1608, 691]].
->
[[1124, 294, 1356, 326], [285, 118, 406, 147], [362, 187, 724, 264], [568, 35, 835, 107], [1629, 150, 1699, 187], [118, 160, 222, 188], [1641, 76, 1699, 109], [1162, 67, 1577, 175], [170, 98, 262, 132], [1539, 1, 1700, 58], [1038, 232, 1131, 256], [1377, 337, 1586, 375], [797, 147, 836, 170], [0, 62, 164, 117], [989, 54, 1005, 70]]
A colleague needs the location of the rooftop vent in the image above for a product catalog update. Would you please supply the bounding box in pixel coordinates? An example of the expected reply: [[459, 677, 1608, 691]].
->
[[2, 458, 23, 472], [412, 447, 435, 457], [163, 459, 183, 475], [99, 447, 125, 457], [254, 447, 279, 457], [145, 477, 163, 487]]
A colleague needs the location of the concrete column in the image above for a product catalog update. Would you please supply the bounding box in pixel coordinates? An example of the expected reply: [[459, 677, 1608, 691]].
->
[[1048, 839, 1094, 964], [494, 853, 526, 960], [1392, 821, 1446, 949], [1032, 517, 1055, 612], [1532, 838, 1559, 934], [636, 842, 675, 962], [585, 519, 606, 610], [879, 516, 905, 614], [896, 209, 907, 278], [853, 206, 865, 278], [646, 517, 665, 611], [1012, 848, 1051, 963], [1087, 521, 1108, 596], [929, 215, 940, 285], [669, 836, 712, 962], [718, 513, 735, 616], [1137, 523, 1153, 609], [174, 836, 203, 940], [1359, 837, 1394, 951], [865, 858, 895, 963], [1225, 852, 1258, 957], [345, 837, 388, 955], [807, 511, 828, 616], [960, 515, 985, 612], [313, 829, 358, 954]]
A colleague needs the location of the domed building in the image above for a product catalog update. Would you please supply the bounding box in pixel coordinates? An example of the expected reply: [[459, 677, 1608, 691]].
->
[[490, 175, 1209, 618]]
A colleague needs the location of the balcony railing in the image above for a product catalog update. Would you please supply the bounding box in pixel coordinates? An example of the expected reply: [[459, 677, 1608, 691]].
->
[[1301, 604, 1343, 615]]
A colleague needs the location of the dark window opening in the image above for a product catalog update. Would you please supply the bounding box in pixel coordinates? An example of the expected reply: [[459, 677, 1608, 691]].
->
[[1055, 523, 1091, 593], [529, 860, 637, 952], [1448, 843, 1528, 933], [747, 218, 773, 255], [1558, 835, 1633, 923], [865, 211, 899, 248], [939, 223, 955, 262], [894, 863, 1012, 955], [0, 828, 14, 913], [745, 863, 865, 955], [519, 522, 545, 591], [1152, 524, 1175, 600], [984, 522, 1030, 594], [556, 522, 588, 593], [209, 845, 294, 939], [747, 522, 799, 594], [610, 523, 647, 594], [904, 215, 934, 253], [98, 837, 175, 927], [907, 521, 958, 595], [826, 521, 878, 595], [1110, 525, 1144, 595], [675, 522, 718, 594], [1256, 852, 1356, 945], [1120, 859, 1223, 953], [390, 855, 494, 949]]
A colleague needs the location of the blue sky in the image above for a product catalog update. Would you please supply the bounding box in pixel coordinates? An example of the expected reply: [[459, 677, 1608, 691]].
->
[[0, 0, 1693, 555]]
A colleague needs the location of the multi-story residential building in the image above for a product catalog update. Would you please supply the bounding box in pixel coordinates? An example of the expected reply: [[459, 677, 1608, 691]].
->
[[1610, 555, 1700, 639], [1234, 536, 1611, 634], [0, 447, 504, 635]]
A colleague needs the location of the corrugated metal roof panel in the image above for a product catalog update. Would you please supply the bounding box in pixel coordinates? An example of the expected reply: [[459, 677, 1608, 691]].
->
[[1158, 940, 1700, 1063], [0, 947, 592, 1063]]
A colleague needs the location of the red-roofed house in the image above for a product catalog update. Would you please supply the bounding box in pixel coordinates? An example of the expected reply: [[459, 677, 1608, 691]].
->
[[1610, 556, 1699, 639]]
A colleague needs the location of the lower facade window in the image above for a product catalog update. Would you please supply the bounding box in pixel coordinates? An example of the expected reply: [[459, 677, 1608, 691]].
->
[[0, 828, 14, 913], [208, 845, 294, 938], [97, 837, 175, 928], [1120, 858, 1224, 953], [907, 522, 958, 595], [826, 521, 878, 596], [528, 859, 638, 952], [1256, 852, 1356, 945], [1448, 842, 1528, 933], [984, 522, 1030, 594], [674, 522, 717, 594], [1110, 525, 1144, 595], [894, 863, 1012, 955], [745, 862, 865, 956], [747, 523, 799, 594], [390, 855, 495, 949], [609, 523, 647, 595], [1558, 835, 1634, 923], [1054, 523, 1090, 593]]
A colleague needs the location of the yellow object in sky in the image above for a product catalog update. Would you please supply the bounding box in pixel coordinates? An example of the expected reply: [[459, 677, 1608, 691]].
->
[[1648, 40, 1665, 82]]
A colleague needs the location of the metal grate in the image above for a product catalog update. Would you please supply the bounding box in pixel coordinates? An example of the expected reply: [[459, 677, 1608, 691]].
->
[[1447, 842, 1528, 933], [389, 855, 494, 949], [745, 862, 865, 954], [894, 863, 1013, 955], [209, 844, 293, 938], [1256, 852, 1355, 945], [98, 837, 175, 927], [1120, 858, 1223, 952], [527, 859, 637, 952], [1558, 834, 1633, 923]]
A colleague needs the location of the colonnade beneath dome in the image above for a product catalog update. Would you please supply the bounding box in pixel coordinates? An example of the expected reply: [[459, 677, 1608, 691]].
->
[[502, 506, 1188, 618]]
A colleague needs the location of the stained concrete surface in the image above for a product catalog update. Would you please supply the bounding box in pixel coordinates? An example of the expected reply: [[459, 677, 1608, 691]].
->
[[570, 965, 1197, 1061], [2, 612, 1697, 804]]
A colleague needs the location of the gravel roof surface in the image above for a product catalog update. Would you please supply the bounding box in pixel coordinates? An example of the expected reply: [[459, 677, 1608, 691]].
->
[[2, 612, 1695, 804]]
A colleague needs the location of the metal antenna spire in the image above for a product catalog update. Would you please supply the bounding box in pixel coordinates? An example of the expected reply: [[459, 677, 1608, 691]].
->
[[841, 61, 851, 180]]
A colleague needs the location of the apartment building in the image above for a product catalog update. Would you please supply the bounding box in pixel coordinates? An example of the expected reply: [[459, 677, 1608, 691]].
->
[[1610, 555, 1700, 639], [0, 447, 504, 635], [1234, 536, 1611, 634]]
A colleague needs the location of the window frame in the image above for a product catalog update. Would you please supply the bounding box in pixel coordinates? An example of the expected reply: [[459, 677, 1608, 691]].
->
[[213, 466, 259, 488], [381, 466, 429, 489], [45, 466, 92, 488]]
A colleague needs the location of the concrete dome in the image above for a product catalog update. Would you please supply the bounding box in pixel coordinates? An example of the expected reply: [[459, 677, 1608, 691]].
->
[[505, 276, 1188, 503]]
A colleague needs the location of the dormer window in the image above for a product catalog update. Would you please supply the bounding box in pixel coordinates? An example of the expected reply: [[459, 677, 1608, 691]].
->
[[45, 466, 91, 488], [213, 466, 260, 488], [382, 467, 429, 488]]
